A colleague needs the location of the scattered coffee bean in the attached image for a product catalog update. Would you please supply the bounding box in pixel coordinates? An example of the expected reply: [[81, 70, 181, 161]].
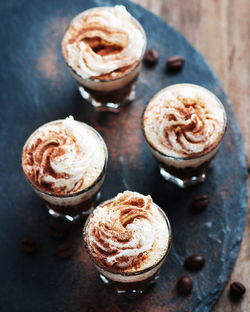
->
[[144, 49, 159, 65], [57, 243, 75, 259], [184, 255, 205, 270], [177, 276, 193, 295], [230, 281, 246, 300], [48, 224, 66, 240], [192, 194, 209, 211], [20, 238, 37, 254], [166, 55, 185, 70]]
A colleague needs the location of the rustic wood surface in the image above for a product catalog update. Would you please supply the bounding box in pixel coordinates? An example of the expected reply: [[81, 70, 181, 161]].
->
[[133, 0, 250, 311]]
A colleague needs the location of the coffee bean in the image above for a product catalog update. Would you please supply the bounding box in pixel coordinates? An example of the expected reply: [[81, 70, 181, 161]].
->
[[184, 255, 205, 270], [177, 276, 193, 295], [20, 238, 37, 254], [57, 243, 75, 259], [230, 281, 246, 300], [192, 194, 209, 211], [48, 224, 66, 240], [166, 55, 185, 70], [144, 49, 159, 65]]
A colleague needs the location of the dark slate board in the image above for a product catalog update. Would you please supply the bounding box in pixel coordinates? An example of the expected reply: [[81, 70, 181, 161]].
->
[[0, 0, 248, 311]]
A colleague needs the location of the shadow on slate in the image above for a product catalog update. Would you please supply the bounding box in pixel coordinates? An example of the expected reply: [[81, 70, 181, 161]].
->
[[0, 0, 248, 311]]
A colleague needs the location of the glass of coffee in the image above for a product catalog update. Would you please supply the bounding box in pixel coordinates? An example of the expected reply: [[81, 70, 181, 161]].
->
[[22, 116, 108, 222], [142, 84, 227, 188], [61, 5, 146, 112], [84, 191, 171, 296]]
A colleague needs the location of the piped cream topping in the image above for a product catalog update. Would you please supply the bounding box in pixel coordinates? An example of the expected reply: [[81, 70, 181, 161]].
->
[[84, 191, 170, 272], [62, 5, 145, 79], [143, 84, 226, 158], [22, 116, 106, 194]]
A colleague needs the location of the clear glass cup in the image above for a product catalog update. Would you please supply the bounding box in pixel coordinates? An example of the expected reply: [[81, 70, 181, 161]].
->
[[61, 8, 146, 112], [22, 120, 108, 222], [83, 199, 171, 296], [142, 84, 228, 188]]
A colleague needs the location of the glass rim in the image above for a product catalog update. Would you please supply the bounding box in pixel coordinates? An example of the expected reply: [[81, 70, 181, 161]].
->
[[61, 7, 147, 83], [83, 198, 172, 277], [21, 119, 108, 198], [141, 83, 228, 161]]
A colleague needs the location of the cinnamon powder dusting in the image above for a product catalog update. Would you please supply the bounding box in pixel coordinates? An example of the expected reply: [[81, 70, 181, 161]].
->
[[91, 100, 143, 169], [37, 17, 68, 82], [120, 100, 144, 167]]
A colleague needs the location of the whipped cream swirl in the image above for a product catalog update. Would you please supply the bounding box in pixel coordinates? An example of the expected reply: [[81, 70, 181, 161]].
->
[[143, 84, 226, 158], [22, 116, 106, 194], [62, 5, 145, 79], [84, 191, 169, 272]]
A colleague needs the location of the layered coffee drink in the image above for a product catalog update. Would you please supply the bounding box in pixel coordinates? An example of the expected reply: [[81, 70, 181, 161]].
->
[[84, 191, 171, 295], [142, 84, 227, 187], [62, 5, 146, 111], [22, 116, 107, 221]]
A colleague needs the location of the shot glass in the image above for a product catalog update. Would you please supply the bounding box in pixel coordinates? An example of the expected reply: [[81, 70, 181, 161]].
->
[[142, 84, 228, 188], [32, 166, 106, 222], [83, 197, 171, 296], [61, 7, 146, 112], [22, 119, 108, 222]]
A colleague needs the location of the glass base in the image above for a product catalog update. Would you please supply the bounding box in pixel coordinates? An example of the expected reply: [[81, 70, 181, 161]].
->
[[47, 206, 94, 222], [78, 84, 136, 113], [160, 167, 206, 188], [99, 272, 160, 297], [46, 192, 100, 222]]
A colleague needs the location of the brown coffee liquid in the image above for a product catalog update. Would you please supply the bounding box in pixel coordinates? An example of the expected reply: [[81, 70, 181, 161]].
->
[[45, 194, 97, 217], [158, 158, 214, 180], [83, 75, 138, 104], [101, 270, 159, 294]]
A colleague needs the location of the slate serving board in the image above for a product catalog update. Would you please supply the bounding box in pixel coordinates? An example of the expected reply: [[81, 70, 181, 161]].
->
[[0, 0, 248, 311]]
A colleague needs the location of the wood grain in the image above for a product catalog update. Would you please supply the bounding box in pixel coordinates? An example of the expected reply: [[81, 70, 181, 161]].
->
[[133, 0, 250, 311]]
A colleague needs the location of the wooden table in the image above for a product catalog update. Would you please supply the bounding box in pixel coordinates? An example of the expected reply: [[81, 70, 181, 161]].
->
[[133, 1, 250, 311]]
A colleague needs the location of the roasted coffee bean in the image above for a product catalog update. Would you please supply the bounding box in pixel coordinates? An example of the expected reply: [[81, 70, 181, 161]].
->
[[166, 55, 185, 70], [48, 224, 66, 240], [230, 281, 246, 300], [20, 238, 37, 254], [192, 194, 209, 211], [177, 276, 193, 295], [144, 49, 159, 65], [184, 255, 205, 270], [57, 243, 75, 259]]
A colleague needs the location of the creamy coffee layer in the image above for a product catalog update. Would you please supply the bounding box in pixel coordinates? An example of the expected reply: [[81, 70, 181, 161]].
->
[[62, 5, 145, 80], [84, 191, 170, 273], [143, 84, 226, 158], [22, 116, 106, 195]]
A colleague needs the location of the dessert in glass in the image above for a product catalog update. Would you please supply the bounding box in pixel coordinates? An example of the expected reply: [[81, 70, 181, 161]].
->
[[61, 5, 146, 112], [142, 84, 227, 188], [84, 191, 171, 295], [22, 116, 108, 222]]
